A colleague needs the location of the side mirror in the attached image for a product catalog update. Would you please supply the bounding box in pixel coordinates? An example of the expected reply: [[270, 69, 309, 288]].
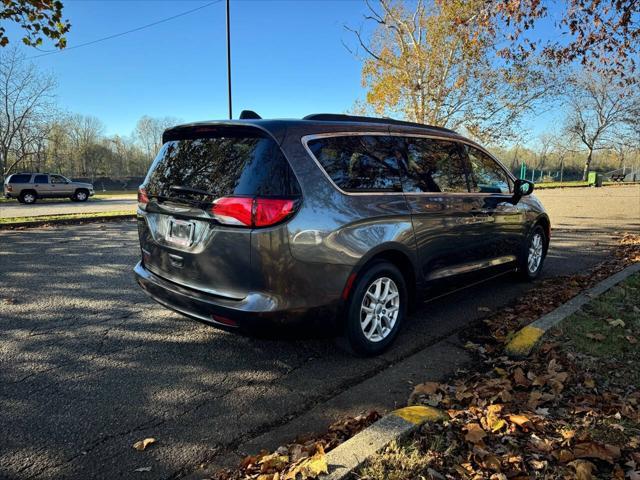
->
[[512, 179, 534, 203]]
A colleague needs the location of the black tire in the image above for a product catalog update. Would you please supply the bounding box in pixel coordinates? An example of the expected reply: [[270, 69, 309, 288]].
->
[[74, 189, 89, 202], [344, 261, 407, 356], [517, 225, 547, 281], [17, 197, 25, 204], [19, 191, 37, 204]]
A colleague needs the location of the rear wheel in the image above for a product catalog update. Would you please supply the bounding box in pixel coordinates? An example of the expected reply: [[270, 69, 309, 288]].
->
[[345, 261, 406, 356], [19, 191, 37, 204], [74, 189, 89, 202], [518, 225, 546, 281]]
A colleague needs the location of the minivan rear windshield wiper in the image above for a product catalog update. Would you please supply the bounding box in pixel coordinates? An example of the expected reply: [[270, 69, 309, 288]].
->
[[169, 185, 217, 197]]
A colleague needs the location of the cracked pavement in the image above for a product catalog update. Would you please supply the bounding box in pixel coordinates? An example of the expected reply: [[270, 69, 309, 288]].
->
[[1, 186, 638, 479]]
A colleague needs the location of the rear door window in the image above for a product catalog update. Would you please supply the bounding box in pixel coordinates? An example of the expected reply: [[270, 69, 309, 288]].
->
[[306, 135, 403, 192], [144, 127, 300, 200], [8, 174, 31, 183], [33, 175, 48, 184], [401, 138, 469, 193], [463, 145, 512, 194]]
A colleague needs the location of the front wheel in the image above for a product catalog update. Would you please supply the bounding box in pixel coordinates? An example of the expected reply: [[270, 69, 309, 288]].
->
[[345, 261, 407, 356], [517, 225, 547, 281], [74, 189, 89, 202]]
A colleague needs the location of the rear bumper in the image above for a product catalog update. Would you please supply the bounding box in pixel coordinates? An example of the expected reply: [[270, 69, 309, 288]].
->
[[134, 262, 341, 331]]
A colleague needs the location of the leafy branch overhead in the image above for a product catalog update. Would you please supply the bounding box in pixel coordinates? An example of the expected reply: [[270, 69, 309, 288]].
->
[[348, 0, 639, 143], [347, 0, 559, 143], [0, 0, 71, 48]]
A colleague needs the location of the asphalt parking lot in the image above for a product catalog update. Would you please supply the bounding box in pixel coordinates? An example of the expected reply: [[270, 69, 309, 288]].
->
[[1, 185, 638, 479]]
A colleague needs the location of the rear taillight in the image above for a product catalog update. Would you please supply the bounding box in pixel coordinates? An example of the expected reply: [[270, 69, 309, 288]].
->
[[254, 198, 296, 227], [211, 197, 253, 226], [211, 197, 297, 228], [138, 187, 149, 206], [6, 185, 12, 192]]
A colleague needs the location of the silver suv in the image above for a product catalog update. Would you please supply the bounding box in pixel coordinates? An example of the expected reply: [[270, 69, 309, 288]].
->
[[3, 173, 95, 204]]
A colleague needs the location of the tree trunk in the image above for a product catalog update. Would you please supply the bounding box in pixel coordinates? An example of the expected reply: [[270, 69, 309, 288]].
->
[[582, 149, 593, 181]]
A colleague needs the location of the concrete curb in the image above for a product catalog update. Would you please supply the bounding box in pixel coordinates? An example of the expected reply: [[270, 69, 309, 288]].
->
[[505, 262, 640, 357], [0, 213, 136, 229], [321, 406, 447, 480]]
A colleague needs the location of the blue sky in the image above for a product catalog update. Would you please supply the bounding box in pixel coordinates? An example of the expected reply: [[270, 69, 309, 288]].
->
[[6, 0, 561, 140]]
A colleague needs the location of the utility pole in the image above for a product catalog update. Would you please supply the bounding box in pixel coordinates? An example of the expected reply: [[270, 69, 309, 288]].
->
[[226, 0, 232, 120]]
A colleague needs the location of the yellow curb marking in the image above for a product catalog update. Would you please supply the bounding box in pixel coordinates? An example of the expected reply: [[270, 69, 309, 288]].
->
[[392, 405, 447, 425], [505, 325, 545, 356]]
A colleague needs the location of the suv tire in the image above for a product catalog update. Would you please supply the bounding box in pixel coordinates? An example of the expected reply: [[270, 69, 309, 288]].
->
[[74, 189, 89, 202], [345, 261, 406, 356], [19, 191, 37, 204], [517, 225, 547, 281]]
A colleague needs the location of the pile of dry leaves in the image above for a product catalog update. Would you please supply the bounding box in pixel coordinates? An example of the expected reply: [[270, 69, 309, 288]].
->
[[408, 341, 640, 479], [398, 233, 640, 479], [211, 411, 380, 480]]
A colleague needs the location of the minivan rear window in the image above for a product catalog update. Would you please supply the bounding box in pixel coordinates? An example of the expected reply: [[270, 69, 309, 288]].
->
[[144, 127, 300, 200], [8, 174, 31, 183]]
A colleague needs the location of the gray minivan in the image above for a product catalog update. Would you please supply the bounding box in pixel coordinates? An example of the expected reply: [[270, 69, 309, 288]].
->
[[134, 113, 549, 355]]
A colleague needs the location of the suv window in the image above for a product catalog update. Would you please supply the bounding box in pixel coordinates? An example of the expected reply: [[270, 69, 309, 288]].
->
[[33, 174, 48, 184], [463, 145, 512, 194], [306, 135, 403, 192], [145, 126, 300, 200], [50, 175, 67, 184], [401, 138, 469, 193], [8, 174, 31, 183]]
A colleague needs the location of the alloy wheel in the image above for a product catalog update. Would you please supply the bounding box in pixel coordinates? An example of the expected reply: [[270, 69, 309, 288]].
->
[[359, 276, 400, 342], [528, 232, 544, 274]]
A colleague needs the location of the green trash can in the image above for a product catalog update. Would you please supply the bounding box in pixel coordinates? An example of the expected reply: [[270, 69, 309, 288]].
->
[[595, 173, 603, 187], [587, 171, 597, 186]]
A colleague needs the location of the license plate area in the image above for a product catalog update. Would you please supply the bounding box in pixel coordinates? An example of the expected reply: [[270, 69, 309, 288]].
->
[[166, 218, 195, 247]]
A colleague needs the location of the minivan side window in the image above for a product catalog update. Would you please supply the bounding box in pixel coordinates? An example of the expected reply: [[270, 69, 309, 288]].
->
[[307, 135, 403, 192], [401, 138, 469, 193], [34, 174, 48, 184], [464, 145, 512, 194]]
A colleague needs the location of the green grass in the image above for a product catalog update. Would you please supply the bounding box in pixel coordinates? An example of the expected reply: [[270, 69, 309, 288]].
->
[[0, 209, 136, 225], [554, 272, 640, 387], [535, 181, 590, 189]]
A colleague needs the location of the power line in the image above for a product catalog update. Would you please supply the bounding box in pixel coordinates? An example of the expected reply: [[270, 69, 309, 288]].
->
[[29, 0, 222, 59]]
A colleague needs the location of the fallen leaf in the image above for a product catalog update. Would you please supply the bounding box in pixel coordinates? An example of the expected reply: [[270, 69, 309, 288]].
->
[[608, 319, 625, 327], [573, 441, 620, 463], [583, 377, 595, 388], [507, 414, 531, 428], [627, 335, 638, 344], [259, 453, 289, 472], [283, 444, 327, 480], [134, 466, 151, 472], [464, 423, 487, 444], [512, 368, 529, 386], [478, 306, 492, 312], [569, 459, 597, 480], [132, 438, 156, 451], [411, 382, 439, 399]]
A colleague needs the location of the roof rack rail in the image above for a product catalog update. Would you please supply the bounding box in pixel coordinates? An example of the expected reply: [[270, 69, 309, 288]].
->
[[302, 113, 457, 134]]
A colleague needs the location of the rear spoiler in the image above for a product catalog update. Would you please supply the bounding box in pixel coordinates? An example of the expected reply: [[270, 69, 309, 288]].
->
[[162, 122, 275, 144]]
